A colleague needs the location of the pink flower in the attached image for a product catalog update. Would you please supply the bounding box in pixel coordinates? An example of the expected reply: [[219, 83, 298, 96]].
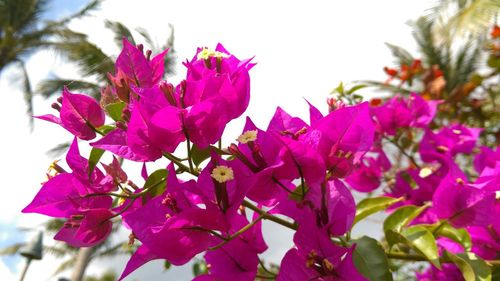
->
[[115, 38, 168, 89], [36, 88, 105, 140], [23, 139, 114, 246], [310, 102, 375, 178]]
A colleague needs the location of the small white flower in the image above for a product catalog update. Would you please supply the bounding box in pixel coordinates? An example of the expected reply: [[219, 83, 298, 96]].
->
[[211, 165, 234, 183], [237, 130, 258, 144], [197, 48, 229, 60]]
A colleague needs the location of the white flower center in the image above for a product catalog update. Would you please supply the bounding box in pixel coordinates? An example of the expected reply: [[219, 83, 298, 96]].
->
[[237, 130, 258, 144], [211, 165, 234, 183]]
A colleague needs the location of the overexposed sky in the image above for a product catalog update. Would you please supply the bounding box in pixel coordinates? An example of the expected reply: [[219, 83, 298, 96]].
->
[[0, 0, 435, 280]]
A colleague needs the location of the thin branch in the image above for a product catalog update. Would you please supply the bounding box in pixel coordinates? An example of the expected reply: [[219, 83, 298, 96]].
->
[[242, 200, 297, 230]]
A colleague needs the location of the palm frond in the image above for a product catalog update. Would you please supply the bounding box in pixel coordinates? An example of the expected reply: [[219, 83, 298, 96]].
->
[[17, 59, 34, 128], [448, 39, 481, 89], [385, 43, 414, 66], [84, 271, 117, 281], [412, 17, 449, 70], [425, 0, 500, 41], [0, 0, 49, 34], [51, 256, 77, 277], [135, 27, 156, 50], [105, 20, 135, 47], [356, 80, 413, 95], [92, 242, 132, 259], [0, 243, 23, 255], [162, 24, 176, 75], [44, 218, 65, 233], [49, 41, 114, 82], [43, 245, 70, 258], [38, 78, 100, 99], [46, 142, 70, 158], [49, 0, 102, 27]]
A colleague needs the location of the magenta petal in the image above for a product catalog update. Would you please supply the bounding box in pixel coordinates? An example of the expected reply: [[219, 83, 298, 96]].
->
[[119, 245, 158, 281], [277, 249, 317, 281], [184, 100, 229, 148], [305, 99, 324, 126], [53, 226, 84, 247], [65, 137, 88, 177], [54, 209, 113, 247], [149, 106, 185, 153], [304, 179, 356, 236], [34, 114, 61, 125], [116, 38, 153, 87], [473, 146, 498, 173], [433, 176, 496, 228], [127, 103, 162, 161], [315, 102, 375, 176], [150, 49, 168, 84], [60, 88, 105, 140], [416, 264, 463, 281], [204, 239, 259, 281], [371, 96, 412, 135], [409, 93, 441, 128], [22, 173, 82, 217], [268, 107, 308, 134], [91, 129, 148, 161], [345, 158, 381, 192], [74, 209, 113, 245], [276, 137, 326, 186]]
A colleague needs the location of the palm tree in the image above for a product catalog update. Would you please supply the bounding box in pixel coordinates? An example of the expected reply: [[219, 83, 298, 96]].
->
[[357, 0, 499, 137], [37, 20, 176, 100], [0, 0, 102, 123], [426, 0, 500, 41]]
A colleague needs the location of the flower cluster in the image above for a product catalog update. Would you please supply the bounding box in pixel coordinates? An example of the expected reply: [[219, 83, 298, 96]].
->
[[362, 92, 499, 279], [23, 38, 498, 281]]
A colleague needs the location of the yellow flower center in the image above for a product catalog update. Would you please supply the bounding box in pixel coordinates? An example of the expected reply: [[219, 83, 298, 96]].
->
[[237, 130, 258, 144], [211, 165, 234, 183], [197, 48, 229, 61]]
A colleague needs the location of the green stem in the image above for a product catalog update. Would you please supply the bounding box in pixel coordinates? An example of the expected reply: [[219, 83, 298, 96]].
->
[[87, 121, 105, 136], [258, 258, 277, 277], [182, 226, 228, 241], [186, 139, 194, 172], [83, 177, 167, 200], [209, 213, 265, 251], [383, 136, 421, 169], [386, 252, 500, 266], [163, 152, 199, 177], [242, 200, 297, 230]]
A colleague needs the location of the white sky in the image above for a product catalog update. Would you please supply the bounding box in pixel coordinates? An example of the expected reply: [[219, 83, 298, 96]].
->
[[0, 0, 436, 280]]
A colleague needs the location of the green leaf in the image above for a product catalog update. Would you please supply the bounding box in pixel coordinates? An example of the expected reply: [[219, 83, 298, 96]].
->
[[88, 148, 105, 178], [332, 82, 344, 95], [443, 251, 491, 281], [191, 144, 211, 167], [431, 222, 472, 251], [352, 236, 393, 281], [353, 196, 403, 226], [104, 102, 125, 121], [383, 204, 428, 233], [347, 84, 368, 95], [386, 225, 440, 268], [144, 169, 168, 197], [97, 125, 116, 134], [492, 265, 500, 281]]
